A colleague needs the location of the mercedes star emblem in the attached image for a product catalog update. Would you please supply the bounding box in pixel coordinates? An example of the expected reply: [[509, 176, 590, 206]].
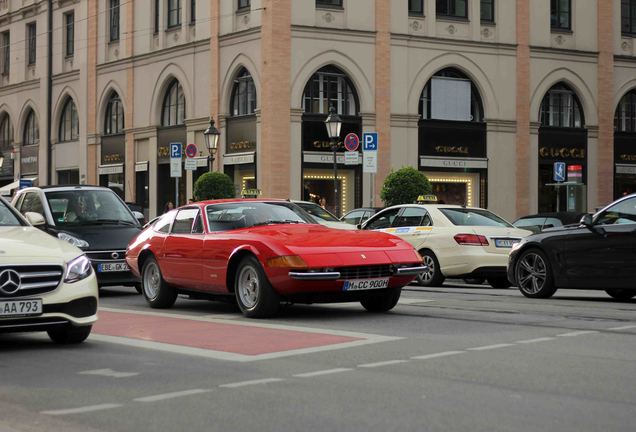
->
[[0, 269, 21, 295]]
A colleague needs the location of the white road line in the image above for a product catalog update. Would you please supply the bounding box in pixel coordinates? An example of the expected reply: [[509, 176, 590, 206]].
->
[[293, 368, 353, 378], [515, 337, 556, 344], [557, 331, 599, 337], [219, 378, 284, 388], [411, 351, 465, 360], [79, 368, 139, 378], [358, 360, 408, 368], [466, 343, 515, 351], [41, 403, 122, 416], [607, 325, 636, 331], [134, 389, 212, 403]]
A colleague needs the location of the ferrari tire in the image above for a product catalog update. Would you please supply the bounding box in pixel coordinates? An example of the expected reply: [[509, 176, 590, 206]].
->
[[360, 288, 402, 313], [47, 325, 92, 344], [416, 250, 445, 287], [605, 289, 636, 301], [487, 276, 512, 289], [141, 256, 177, 308], [514, 249, 557, 299], [235, 256, 280, 318]]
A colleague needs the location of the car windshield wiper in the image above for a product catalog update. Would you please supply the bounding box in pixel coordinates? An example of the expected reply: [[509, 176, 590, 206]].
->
[[251, 220, 306, 227], [93, 219, 137, 226]]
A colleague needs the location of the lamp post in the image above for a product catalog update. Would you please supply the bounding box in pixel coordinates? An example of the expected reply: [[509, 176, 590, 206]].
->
[[324, 106, 342, 217], [203, 116, 220, 172]]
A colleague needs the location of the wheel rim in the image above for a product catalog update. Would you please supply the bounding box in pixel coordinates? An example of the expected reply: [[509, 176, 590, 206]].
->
[[143, 262, 161, 300], [238, 265, 260, 309], [516, 253, 547, 294], [418, 255, 436, 283]]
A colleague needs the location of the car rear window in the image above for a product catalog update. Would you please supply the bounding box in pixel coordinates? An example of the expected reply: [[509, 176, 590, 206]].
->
[[440, 208, 512, 227]]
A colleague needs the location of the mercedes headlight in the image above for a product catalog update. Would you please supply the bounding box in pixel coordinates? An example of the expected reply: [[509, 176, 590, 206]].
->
[[58, 232, 90, 248], [64, 255, 93, 283]]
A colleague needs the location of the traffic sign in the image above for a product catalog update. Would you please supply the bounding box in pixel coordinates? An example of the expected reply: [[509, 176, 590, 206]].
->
[[170, 142, 182, 159], [363, 152, 377, 173], [344, 133, 360, 152], [185, 143, 198, 158], [184, 158, 197, 171], [344, 151, 359, 165], [362, 132, 378, 151], [553, 162, 566, 182]]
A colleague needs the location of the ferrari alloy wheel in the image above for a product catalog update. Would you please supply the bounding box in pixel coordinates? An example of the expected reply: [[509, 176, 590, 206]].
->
[[605, 289, 636, 301], [515, 249, 557, 299], [142, 256, 177, 308], [360, 288, 402, 313], [416, 251, 445, 287], [235, 256, 280, 318]]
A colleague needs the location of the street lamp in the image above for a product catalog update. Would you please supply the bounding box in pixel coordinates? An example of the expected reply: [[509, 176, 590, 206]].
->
[[203, 116, 220, 171], [324, 106, 342, 217]]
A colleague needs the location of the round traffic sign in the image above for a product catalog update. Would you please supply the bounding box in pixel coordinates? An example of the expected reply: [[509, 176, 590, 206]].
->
[[344, 133, 360, 152], [185, 143, 198, 158]]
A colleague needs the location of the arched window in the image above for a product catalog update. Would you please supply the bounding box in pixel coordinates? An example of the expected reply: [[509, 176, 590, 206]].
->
[[59, 97, 79, 142], [540, 83, 584, 128], [104, 92, 125, 135], [161, 79, 185, 126], [302, 66, 359, 116], [615, 90, 636, 133], [0, 114, 12, 151], [419, 68, 484, 122], [23, 110, 39, 146], [230, 68, 257, 117]]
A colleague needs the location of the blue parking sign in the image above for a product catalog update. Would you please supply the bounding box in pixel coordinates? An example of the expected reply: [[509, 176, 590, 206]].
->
[[362, 132, 378, 151], [170, 142, 182, 159], [553, 162, 566, 182]]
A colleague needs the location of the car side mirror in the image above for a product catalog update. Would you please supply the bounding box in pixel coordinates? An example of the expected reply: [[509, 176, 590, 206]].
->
[[132, 211, 145, 226], [580, 214, 593, 227], [24, 211, 46, 227]]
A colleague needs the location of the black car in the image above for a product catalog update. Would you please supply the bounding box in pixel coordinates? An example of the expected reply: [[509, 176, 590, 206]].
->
[[508, 194, 636, 300], [12, 185, 142, 291], [512, 212, 586, 234]]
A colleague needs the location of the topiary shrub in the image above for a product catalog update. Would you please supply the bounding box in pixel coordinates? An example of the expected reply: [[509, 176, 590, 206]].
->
[[193, 172, 235, 201], [380, 166, 432, 207]]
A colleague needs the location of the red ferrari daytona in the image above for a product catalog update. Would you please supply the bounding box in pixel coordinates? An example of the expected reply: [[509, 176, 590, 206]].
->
[[126, 199, 426, 318]]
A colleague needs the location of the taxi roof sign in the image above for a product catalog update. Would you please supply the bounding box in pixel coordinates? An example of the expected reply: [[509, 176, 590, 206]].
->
[[416, 194, 438, 203]]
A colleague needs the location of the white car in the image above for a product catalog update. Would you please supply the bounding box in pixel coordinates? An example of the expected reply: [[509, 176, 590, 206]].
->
[[292, 200, 357, 230], [0, 196, 98, 344], [361, 204, 532, 288]]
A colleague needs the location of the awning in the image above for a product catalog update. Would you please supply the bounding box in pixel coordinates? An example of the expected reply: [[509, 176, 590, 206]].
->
[[0, 177, 37, 196]]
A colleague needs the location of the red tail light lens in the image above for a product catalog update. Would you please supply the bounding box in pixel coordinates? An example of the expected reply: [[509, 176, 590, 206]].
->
[[454, 234, 489, 246]]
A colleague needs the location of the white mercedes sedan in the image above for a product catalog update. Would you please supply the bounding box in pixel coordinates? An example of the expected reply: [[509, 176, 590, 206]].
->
[[361, 204, 532, 288], [0, 196, 98, 343]]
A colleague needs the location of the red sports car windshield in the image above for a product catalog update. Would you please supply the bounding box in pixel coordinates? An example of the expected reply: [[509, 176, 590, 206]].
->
[[206, 202, 314, 231]]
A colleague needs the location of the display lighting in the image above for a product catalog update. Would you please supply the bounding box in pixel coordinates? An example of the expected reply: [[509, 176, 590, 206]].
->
[[304, 174, 348, 214], [428, 177, 474, 207]]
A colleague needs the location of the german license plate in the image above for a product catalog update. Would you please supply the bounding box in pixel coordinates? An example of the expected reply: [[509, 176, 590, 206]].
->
[[0, 299, 43, 317], [342, 278, 389, 291], [97, 262, 129, 272], [495, 239, 519, 248]]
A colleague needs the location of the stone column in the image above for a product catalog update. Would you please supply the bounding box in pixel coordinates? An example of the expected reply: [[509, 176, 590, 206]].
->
[[374, 0, 391, 205], [86, 0, 98, 185], [597, 0, 614, 206], [515, 0, 531, 217], [125, 0, 136, 202]]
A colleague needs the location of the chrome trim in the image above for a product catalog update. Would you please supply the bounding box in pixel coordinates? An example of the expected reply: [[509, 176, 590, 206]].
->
[[19, 271, 62, 279], [288, 271, 341, 281], [0, 321, 67, 329], [20, 281, 60, 290], [394, 266, 428, 276]]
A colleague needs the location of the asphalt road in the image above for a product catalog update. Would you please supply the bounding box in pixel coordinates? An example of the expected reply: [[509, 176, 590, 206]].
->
[[1, 281, 635, 432]]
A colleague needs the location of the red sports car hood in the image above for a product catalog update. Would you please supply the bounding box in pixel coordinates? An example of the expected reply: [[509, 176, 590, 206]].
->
[[241, 224, 418, 267]]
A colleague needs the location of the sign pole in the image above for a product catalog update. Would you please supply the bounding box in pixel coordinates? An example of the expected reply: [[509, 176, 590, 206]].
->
[[176, 177, 179, 208], [369, 173, 374, 208]]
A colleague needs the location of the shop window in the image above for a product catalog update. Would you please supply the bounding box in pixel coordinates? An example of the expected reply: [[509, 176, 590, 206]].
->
[[238, 0, 250, 10], [231, 68, 257, 117], [161, 79, 186, 126], [615, 90, 636, 133], [302, 66, 359, 116], [23, 110, 39, 145], [540, 84, 584, 128], [1, 31, 9, 76], [436, 0, 467, 19], [65, 11, 74, 58], [57, 169, 79, 185], [0, 114, 11, 151], [109, 0, 120, 42], [551, 0, 571, 31], [168, 0, 181, 28], [623, 0, 636, 35], [481, 0, 494, 23], [104, 92, 125, 135], [409, 0, 424, 16], [26, 22, 36, 66], [316, 0, 342, 8], [419, 68, 484, 122], [154, 0, 160, 33], [59, 98, 79, 142]]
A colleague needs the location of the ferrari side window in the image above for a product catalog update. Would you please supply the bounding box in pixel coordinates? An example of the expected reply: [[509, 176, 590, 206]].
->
[[154, 211, 175, 234], [192, 211, 204, 234], [172, 208, 199, 234]]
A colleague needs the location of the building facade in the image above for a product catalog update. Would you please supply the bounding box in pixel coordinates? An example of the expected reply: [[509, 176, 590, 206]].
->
[[0, 0, 635, 220]]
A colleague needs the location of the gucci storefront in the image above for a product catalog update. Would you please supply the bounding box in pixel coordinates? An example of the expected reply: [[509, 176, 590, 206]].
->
[[418, 120, 487, 207], [614, 133, 636, 198], [99, 135, 125, 199], [224, 116, 257, 197]]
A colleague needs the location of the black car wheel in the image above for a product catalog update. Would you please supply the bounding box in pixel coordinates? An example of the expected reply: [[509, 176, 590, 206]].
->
[[416, 251, 445, 287], [515, 249, 557, 298], [487, 276, 512, 289], [47, 325, 92, 344], [142, 257, 177, 308], [235, 256, 280, 318], [605, 289, 636, 301], [360, 288, 402, 313]]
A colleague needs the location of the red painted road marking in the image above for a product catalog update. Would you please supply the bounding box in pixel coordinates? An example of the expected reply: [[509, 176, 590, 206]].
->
[[94, 311, 361, 356]]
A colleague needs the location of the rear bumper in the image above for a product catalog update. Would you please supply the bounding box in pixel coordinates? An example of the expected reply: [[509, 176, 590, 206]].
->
[[439, 250, 510, 277]]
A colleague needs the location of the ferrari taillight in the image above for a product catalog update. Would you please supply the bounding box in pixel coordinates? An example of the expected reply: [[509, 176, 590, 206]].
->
[[454, 234, 489, 246]]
